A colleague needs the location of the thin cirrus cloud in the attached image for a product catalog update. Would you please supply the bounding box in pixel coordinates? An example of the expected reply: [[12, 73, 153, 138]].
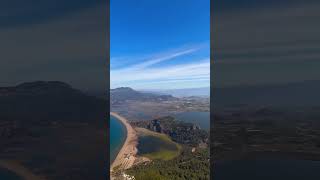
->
[[111, 46, 210, 90]]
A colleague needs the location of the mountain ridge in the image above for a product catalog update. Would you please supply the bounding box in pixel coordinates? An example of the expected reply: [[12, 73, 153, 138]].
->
[[111, 87, 176, 104]]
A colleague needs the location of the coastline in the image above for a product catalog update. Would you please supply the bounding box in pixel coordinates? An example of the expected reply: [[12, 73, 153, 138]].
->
[[110, 112, 138, 176]]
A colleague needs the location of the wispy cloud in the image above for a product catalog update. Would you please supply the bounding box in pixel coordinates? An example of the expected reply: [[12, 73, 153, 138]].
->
[[111, 44, 204, 69], [111, 46, 210, 89], [125, 48, 199, 70]]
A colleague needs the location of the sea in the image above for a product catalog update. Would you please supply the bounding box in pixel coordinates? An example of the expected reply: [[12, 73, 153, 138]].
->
[[110, 115, 127, 164], [174, 111, 210, 130]]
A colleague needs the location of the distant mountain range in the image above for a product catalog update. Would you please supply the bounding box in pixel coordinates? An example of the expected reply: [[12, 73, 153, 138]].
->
[[141, 87, 210, 97], [110, 87, 176, 104], [0, 81, 107, 125]]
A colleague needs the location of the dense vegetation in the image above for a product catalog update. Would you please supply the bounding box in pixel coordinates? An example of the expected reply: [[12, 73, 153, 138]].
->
[[126, 146, 209, 180], [132, 116, 209, 146], [128, 116, 210, 179]]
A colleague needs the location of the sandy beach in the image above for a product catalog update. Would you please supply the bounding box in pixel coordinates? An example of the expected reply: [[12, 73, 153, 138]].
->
[[110, 112, 138, 175]]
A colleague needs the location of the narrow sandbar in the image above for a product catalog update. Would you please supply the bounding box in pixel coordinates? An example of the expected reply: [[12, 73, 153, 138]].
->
[[110, 112, 138, 175]]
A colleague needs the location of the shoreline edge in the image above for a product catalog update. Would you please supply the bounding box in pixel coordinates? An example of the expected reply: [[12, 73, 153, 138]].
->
[[110, 112, 138, 178]]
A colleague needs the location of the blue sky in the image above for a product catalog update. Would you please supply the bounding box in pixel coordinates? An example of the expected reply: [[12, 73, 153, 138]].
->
[[110, 0, 210, 90]]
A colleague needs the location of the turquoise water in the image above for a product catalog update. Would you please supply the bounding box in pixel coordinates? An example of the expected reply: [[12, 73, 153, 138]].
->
[[174, 111, 210, 130], [110, 115, 127, 164], [0, 168, 21, 180]]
